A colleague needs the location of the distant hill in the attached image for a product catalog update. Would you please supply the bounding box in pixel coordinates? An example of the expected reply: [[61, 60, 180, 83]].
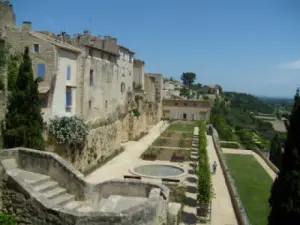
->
[[258, 96, 293, 106], [223, 92, 274, 114]]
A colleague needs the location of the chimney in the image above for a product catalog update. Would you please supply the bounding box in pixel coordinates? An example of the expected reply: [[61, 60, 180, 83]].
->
[[22, 21, 31, 31], [61, 31, 66, 42]]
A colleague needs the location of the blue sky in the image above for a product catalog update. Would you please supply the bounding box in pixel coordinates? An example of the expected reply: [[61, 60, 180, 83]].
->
[[12, 0, 300, 98]]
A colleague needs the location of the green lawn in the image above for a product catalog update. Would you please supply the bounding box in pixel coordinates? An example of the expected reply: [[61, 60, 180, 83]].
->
[[166, 124, 195, 132], [225, 154, 273, 225]]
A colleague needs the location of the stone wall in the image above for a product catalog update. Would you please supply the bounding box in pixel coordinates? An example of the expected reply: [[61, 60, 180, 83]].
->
[[208, 125, 250, 225], [47, 119, 122, 173], [0, 148, 172, 225], [0, 91, 5, 121]]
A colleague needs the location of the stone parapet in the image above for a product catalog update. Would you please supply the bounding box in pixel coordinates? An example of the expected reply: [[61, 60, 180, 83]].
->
[[0, 147, 171, 225]]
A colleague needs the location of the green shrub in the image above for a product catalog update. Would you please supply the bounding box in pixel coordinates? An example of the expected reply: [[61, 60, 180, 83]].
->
[[220, 142, 240, 149], [198, 120, 213, 204], [0, 213, 17, 225], [47, 116, 88, 146]]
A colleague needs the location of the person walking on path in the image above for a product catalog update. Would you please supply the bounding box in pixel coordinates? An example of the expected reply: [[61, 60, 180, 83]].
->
[[212, 161, 217, 174]]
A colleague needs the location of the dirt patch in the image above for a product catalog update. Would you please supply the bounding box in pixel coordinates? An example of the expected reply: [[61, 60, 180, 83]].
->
[[156, 148, 176, 161]]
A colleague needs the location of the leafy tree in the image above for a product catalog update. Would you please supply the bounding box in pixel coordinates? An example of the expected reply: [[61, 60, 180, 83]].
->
[[169, 76, 174, 81], [268, 89, 300, 225], [180, 87, 189, 98], [180, 72, 196, 87], [0, 213, 17, 225], [2, 47, 45, 150], [269, 134, 283, 169]]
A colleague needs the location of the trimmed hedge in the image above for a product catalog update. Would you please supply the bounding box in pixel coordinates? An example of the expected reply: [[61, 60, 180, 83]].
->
[[198, 120, 213, 204]]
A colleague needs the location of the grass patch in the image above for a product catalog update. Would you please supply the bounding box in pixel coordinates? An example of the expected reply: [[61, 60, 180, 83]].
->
[[225, 154, 273, 225], [167, 124, 195, 132]]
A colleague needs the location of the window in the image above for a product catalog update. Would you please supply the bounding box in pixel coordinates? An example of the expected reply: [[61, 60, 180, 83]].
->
[[37, 64, 45, 79], [40, 95, 48, 108], [105, 100, 108, 109], [184, 103, 188, 106], [66, 87, 72, 112], [34, 44, 39, 53], [66, 65, 71, 80], [89, 69, 94, 86], [121, 82, 126, 93], [175, 102, 178, 106], [89, 100, 92, 109]]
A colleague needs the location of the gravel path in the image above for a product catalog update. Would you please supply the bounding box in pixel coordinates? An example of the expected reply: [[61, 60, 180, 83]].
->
[[206, 135, 238, 225]]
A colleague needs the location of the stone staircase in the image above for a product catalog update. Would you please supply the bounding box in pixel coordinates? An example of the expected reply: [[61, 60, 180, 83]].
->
[[5, 159, 94, 212]]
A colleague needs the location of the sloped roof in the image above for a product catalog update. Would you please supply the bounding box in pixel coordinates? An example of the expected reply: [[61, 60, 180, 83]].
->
[[29, 32, 82, 53]]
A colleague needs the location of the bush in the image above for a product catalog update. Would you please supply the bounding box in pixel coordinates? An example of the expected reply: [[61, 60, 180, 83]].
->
[[198, 120, 213, 205], [0, 213, 17, 225], [220, 142, 240, 149], [48, 116, 88, 146]]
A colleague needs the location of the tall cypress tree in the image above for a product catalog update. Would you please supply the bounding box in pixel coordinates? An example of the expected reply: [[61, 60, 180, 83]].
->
[[268, 89, 300, 225], [2, 47, 45, 150], [269, 134, 282, 169]]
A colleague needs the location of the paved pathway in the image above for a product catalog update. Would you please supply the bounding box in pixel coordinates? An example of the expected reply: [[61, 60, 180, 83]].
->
[[206, 135, 238, 225], [86, 121, 170, 183], [222, 148, 276, 180]]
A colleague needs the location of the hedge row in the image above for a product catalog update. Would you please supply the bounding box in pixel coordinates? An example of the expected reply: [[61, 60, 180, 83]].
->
[[198, 120, 213, 204]]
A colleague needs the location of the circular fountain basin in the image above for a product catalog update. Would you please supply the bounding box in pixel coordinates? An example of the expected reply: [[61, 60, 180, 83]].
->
[[130, 164, 186, 179]]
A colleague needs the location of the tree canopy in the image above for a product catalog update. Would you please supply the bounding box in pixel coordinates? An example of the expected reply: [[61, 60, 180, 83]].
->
[[2, 47, 45, 150], [268, 89, 300, 225], [180, 72, 196, 87]]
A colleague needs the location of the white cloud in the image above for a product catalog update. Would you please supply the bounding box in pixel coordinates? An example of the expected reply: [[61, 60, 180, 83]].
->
[[278, 60, 300, 70]]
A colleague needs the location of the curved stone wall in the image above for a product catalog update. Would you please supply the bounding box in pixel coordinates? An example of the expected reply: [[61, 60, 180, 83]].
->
[[0, 148, 170, 225]]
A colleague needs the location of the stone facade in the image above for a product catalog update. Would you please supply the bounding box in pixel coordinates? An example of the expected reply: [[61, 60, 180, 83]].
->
[[0, 148, 176, 225], [4, 21, 83, 122], [133, 59, 145, 90], [162, 80, 183, 99], [162, 98, 212, 121]]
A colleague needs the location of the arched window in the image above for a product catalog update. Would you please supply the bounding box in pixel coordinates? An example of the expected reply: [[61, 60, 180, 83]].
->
[[121, 82, 126, 93]]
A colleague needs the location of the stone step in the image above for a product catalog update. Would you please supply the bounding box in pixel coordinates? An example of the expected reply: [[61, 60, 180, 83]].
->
[[10, 168, 51, 187], [34, 181, 58, 193], [77, 204, 94, 212], [44, 187, 67, 200], [52, 193, 75, 206], [64, 201, 83, 210]]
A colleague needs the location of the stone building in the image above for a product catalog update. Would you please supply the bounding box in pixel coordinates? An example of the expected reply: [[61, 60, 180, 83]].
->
[[162, 79, 183, 98], [144, 73, 163, 120], [162, 98, 212, 121], [4, 20, 83, 122], [71, 33, 123, 121], [118, 45, 135, 106], [133, 59, 145, 90]]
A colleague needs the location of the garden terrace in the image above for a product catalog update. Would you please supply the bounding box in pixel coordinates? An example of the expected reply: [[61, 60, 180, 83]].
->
[[225, 154, 273, 225]]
